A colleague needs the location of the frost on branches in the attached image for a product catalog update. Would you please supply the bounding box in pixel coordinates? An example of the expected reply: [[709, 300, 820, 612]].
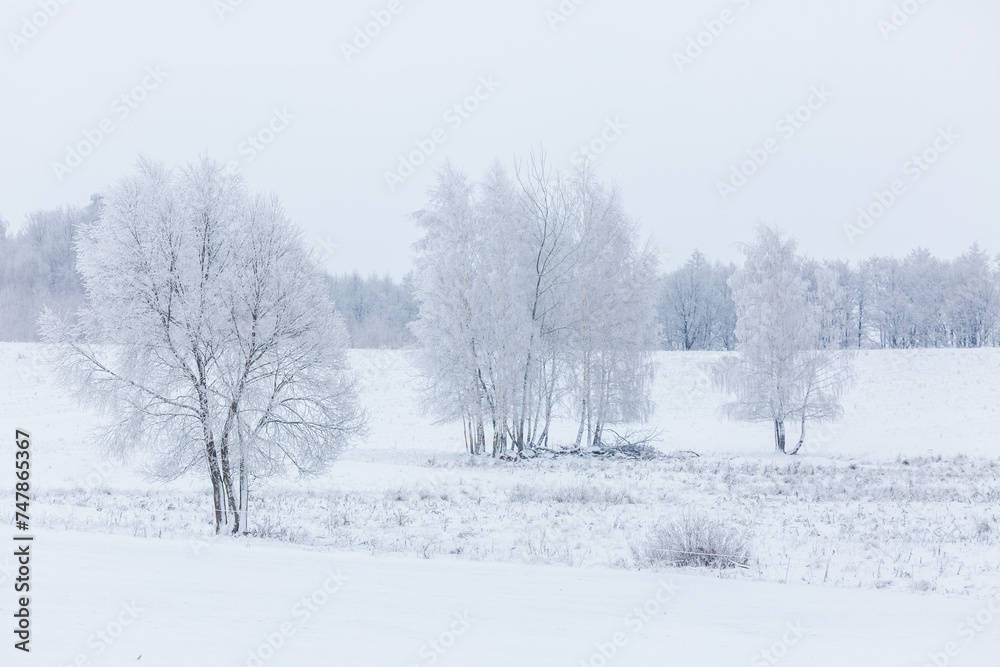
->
[[712, 226, 854, 455], [410, 157, 658, 457], [41, 156, 367, 534]]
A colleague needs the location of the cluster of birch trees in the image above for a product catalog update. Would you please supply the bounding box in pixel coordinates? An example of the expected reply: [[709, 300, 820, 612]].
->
[[410, 158, 659, 456]]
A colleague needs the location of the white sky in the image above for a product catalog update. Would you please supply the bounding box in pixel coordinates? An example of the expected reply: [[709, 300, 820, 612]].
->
[[2, 0, 998, 277]]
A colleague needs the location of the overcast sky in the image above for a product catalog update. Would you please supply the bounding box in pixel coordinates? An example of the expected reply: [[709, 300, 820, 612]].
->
[[2, 0, 998, 277]]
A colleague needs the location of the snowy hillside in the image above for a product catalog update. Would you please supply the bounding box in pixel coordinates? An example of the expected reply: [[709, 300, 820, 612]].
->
[[2, 344, 1000, 665], [351, 347, 1000, 459], [7, 345, 999, 483]]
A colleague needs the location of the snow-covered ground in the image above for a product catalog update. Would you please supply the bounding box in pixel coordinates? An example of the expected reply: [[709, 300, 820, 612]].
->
[[2, 344, 1000, 664], [11, 529, 1000, 667], [350, 347, 1000, 459]]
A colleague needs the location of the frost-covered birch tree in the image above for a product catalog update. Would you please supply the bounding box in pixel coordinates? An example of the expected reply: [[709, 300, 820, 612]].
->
[[409, 163, 490, 454], [565, 172, 658, 449], [712, 226, 854, 454], [512, 155, 577, 450], [41, 156, 366, 534]]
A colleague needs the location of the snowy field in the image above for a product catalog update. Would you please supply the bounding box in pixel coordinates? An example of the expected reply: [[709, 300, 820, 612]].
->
[[3, 344, 1000, 665]]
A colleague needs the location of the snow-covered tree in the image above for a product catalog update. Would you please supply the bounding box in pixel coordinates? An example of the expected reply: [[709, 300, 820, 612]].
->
[[802, 259, 855, 349], [411, 159, 658, 456], [41, 156, 366, 534], [412, 157, 574, 456], [324, 271, 417, 348], [866, 255, 916, 349], [903, 249, 948, 348], [658, 251, 736, 351], [470, 160, 536, 454], [852, 246, 1000, 349], [0, 201, 96, 341], [945, 244, 999, 347], [712, 226, 854, 454], [410, 162, 489, 453], [511, 155, 577, 450], [564, 172, 658, 449]]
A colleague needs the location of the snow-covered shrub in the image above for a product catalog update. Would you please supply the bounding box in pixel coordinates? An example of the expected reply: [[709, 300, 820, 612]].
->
[[634, 512, 750, 569]]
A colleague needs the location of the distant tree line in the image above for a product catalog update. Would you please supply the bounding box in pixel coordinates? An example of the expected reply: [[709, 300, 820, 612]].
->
[[4, 198, 997, 351], [0, 197, 97, 341], [660, 245, 1000, 350], [657, 251, 737, 351], [0, 200, 417, 347], [324, 272, 417, 349]]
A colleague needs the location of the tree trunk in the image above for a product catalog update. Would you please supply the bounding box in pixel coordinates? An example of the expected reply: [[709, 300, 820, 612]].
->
[[536, 359, 555, 449], [205, 442, 225, 534], [786, 414, 806, 455], [773, 419, 786, 454], [238, 452, 249, 535], [198, 368, 228, 534], [517, 343, 533, 453], [471, 366, 487, 455], [573, 398, 586, 448], [218, 436, 240, 534], [538, 394, 551, 449]]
